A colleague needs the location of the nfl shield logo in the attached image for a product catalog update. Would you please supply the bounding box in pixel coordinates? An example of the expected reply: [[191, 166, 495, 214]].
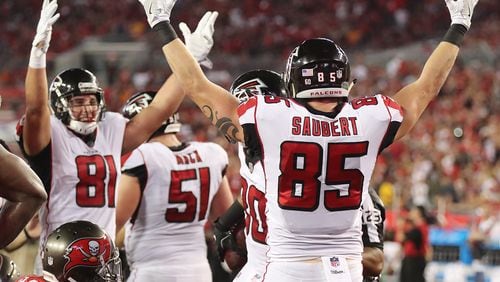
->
[[330, 256, 340, 267]]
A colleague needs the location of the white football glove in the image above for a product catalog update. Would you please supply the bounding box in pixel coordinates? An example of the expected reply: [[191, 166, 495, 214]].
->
[[179, 11, 219, 69], [32, 0, 60, 57], [445, 0, 479, 30], [137, 0, 177, 28]]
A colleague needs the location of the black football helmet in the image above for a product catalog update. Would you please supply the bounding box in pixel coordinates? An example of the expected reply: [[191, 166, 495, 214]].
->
[[42, 221, 122, 282], [0, 253, 20, 282], [230, 69, 288, 104], [49, 68, 106, 135], [284, 38, 351, 99], [121, 91, 181, 135]]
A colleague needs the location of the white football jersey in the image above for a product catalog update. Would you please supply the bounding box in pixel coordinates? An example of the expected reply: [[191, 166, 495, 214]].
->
[[123, 141, 228, 267], [238, 144, 269, 275], [238, 94, 403, 260], [17, 112, 127, 273], [35, 113, 126, 245]]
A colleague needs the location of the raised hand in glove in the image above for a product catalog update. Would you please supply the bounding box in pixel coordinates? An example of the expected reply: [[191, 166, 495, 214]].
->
[[32, 0, 60, 59], [445, 0, 479, 30], [137, 0, 177, 28], [179, 11, 219, 69]]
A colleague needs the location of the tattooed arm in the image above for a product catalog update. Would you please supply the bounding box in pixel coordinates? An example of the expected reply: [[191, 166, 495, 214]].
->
[[136, 2, 242, 142], [169, 51, 242, 143], [161, 12, 242, 143], [200, 103, 241, 143]]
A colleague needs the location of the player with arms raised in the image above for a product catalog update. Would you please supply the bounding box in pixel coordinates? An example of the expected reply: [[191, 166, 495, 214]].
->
[[137, 0, 479, 280], [116, 89, 233, 281], [20, 0, 214, 274]]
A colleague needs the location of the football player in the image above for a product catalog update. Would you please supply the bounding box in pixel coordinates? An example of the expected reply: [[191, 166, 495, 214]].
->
[[0, 139, 46, 249], [137, 0, 479, 280], [215, 189, 387, 281], [214, 69, 287, 281], [116, 90, 233, 282], [20, 0, 215, 274]]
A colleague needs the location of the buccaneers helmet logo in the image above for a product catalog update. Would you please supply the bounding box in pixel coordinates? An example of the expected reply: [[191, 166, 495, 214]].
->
[[63, 236, 111, 275]]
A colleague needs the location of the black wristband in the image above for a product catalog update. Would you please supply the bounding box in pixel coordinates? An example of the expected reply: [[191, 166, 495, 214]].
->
[[442, 24, 467, 46], [153, 21, 178, 45], [215, 200, 245, 232]]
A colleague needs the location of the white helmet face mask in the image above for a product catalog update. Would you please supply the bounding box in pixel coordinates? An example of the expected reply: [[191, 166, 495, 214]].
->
[[65, 95, 101, 135], [67, 119, 98, 135]]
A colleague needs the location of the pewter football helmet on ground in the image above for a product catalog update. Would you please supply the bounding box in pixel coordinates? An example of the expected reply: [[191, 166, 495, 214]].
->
[[0, 253, 20, 282], [42, 221, 122, 282]]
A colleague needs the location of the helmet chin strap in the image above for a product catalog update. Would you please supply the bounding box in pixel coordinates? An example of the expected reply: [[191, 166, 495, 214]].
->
[[347, 78, 358, 94], [67, 120, 98, 135]]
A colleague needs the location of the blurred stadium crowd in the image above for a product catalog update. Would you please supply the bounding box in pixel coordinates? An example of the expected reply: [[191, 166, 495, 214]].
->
[[0, 0, 498, 279]]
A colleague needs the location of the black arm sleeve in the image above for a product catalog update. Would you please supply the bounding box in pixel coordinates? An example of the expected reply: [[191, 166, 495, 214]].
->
[[122, 165, 148, 190], [242, 124, 262, 170], [214, 200, 245, 232], [17, 139, 52, 194]]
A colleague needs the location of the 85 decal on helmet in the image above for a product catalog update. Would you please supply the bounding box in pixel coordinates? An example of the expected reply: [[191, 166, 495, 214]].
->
[[41, 221, 122, 282]]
